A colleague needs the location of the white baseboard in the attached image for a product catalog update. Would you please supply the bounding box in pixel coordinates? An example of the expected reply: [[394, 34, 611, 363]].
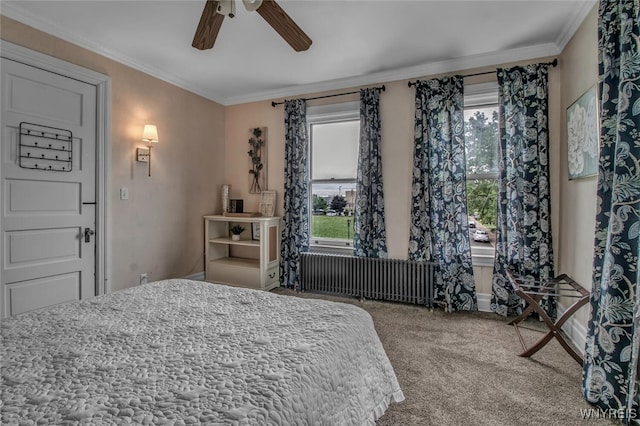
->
[[557, 302, 587, 355], [184, 271, 205, 281], [477, 292, 492, 312], [476, 292, 586, 354]]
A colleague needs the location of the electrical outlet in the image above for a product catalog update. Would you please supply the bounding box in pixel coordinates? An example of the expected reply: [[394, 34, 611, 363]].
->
[[140, 273, 148, 285]]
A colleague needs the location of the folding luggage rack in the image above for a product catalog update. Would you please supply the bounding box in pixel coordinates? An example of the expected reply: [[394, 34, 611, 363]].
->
[[506, 271, 590, 365]]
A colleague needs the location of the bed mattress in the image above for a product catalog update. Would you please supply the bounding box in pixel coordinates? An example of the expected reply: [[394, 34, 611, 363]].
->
[[1, 279, 403, 425]]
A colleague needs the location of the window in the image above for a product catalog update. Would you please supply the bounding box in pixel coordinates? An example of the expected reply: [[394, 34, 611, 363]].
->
[[304, 88, 499, 260], [464, 83, 499, 265], [307, 102, 360, 248]]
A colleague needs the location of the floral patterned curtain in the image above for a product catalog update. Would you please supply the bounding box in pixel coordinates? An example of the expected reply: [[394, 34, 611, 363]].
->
[[582, 1, 639, 422], [280, 99, 310, 289], [491, 64, 555, 318], [354, 87, 388, 258], [408, 77, 477, 312]]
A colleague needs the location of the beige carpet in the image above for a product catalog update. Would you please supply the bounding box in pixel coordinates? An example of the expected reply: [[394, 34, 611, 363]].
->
[[274, 288, 615, 426]]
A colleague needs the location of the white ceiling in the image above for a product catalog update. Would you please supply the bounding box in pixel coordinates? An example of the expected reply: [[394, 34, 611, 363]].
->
[[2, 0, 596, 106]]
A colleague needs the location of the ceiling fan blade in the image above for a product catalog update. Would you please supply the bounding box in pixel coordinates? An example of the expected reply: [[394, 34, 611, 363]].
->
[[256, 0, 312, 52], [192, 0, 225, 50]]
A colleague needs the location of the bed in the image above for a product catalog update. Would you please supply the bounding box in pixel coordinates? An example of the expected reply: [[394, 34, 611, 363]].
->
[[1, 279, 404, 425]]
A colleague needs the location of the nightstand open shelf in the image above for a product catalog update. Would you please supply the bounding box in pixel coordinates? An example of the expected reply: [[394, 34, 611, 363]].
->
[[204, 215, 281, 291]]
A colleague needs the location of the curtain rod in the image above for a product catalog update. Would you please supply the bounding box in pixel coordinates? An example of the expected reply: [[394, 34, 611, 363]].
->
[[407, 58, 558, 88], [271, 85, 385, 107]]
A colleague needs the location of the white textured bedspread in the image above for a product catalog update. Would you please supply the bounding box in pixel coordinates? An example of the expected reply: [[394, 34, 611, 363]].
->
[[1, 279, 403, 425]]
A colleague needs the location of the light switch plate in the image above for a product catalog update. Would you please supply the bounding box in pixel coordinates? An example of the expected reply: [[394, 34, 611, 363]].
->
[[120, 187, 129, 200]]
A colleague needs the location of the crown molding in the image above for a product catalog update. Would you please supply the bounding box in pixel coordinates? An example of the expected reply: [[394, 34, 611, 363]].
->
[[224, 43, 560, 105], [555, 0, 598, 52], [0, 2, 227, 104]]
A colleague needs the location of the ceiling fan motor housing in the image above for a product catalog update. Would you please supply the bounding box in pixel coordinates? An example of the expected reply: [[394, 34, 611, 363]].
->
[[217, 0, 235, 18], [243, 0, 263, 12]]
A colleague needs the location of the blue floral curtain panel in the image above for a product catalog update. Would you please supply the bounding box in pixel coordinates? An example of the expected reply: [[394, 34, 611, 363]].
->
[[408, 77, 477, 312], [354, 87, 388, 258], [583, 1, 640, 422], [491, 64, 555, 318], [280, 99, 310, 289]]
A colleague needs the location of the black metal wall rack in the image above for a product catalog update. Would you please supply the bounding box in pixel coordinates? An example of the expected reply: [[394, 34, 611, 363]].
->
[[19, 122, 73, 172]]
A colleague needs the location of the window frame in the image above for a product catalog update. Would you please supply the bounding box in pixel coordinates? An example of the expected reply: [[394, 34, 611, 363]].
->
[[307, 102, 360, 251], [464, 82, 499, 266]]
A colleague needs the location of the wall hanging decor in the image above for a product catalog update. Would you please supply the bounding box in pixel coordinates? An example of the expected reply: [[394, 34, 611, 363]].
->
[[248, 127, 267, 193], [19, 122, 73, 172], [567, 85, 598, 180]]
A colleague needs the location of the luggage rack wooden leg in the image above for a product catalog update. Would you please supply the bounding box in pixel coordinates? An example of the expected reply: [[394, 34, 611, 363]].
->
[[506, 273, 590, 366]]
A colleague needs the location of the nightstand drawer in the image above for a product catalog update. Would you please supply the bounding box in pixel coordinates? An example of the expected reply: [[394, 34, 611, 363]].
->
[[208, 259, 261, 289], [266, 264, 279, 285]]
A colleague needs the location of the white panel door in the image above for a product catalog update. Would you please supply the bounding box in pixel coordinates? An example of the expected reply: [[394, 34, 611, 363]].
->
[[1, 58, 97, 317]]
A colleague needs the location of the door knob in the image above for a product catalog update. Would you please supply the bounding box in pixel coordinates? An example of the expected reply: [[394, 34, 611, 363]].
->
[[84, 227, 95, 243]]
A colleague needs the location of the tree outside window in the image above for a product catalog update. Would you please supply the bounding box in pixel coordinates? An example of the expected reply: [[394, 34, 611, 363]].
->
[[465, 109, 498, 231], [464, 97, 499, 255]]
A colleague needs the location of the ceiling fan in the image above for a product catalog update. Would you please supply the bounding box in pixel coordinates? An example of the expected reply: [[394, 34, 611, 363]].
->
[[192, 0, 312, 52]]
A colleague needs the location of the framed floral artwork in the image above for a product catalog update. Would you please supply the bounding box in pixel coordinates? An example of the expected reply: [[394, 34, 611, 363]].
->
[[567, 85, 598, 180]]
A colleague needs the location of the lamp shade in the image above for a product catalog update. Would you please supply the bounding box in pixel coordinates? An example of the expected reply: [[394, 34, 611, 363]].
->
[[142, 124, 159, 143]]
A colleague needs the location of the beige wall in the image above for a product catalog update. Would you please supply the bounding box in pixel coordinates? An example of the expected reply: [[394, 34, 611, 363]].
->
[[2, 6, 598, 304], [558, 5, 599, 325], [225, 61, 561, 298], [1, 16, 226, 291]]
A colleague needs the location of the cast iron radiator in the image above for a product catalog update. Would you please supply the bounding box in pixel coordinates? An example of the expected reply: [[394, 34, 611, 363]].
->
[[299, 252, 435, 307]]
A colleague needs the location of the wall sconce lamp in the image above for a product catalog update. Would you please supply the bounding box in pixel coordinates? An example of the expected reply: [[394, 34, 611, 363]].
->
[[137, 124, 159, 176]]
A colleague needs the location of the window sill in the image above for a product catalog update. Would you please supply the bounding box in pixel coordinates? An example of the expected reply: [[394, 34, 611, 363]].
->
[[472, 254, 495, 268], [309, 243, 495, 265], [471, 245, 495, 267], [310, 244, 353, 256]]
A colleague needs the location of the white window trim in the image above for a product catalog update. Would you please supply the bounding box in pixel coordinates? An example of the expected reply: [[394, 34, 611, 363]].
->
[[471, 247, 496, 267], [465, 81, 499, 107], [307, 101, 359, 123], [307, 102, 359, 249], [467, 172, 498, 180], [309, 242, 354, 256]]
